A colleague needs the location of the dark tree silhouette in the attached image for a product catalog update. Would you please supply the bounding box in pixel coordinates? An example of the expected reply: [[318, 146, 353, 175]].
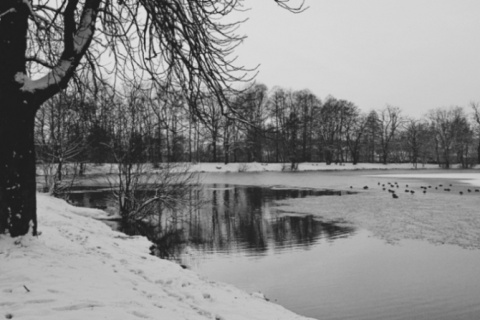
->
[[0, 0, 305, 237]]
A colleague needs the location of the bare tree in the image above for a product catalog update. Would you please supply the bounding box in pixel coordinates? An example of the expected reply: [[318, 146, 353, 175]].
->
[[317, 97, 347, 164], [294, 90, 320, 162], [362, 110, 381, 163], [404, 119, 434, 168], [428, 107, 471, 168], [35, 91, 84, 193], [267, 87, 291, 162], [471, 102, 480, 164], [0, 0, 305, 236], [378, 105, 403, 164], [345, 112, 368, 165], [235, 84, 269, 162]]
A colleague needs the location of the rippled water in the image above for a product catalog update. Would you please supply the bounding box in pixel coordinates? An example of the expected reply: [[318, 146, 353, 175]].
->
[[193, 229, 480, 320], [67, 182, 480, 320]]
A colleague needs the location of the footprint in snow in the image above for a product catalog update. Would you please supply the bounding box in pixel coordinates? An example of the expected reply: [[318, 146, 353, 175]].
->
[[130, 310, 150, 319], [53, 302, 104, 311], [25, 299, 56, 304]]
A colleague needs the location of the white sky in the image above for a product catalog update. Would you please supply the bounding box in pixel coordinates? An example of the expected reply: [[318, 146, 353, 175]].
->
[[233, 0, 480, 118]]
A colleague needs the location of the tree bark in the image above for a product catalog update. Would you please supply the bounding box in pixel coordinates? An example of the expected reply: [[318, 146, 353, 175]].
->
[[0, 98, 38, 236], [0, 0, 100, 236], [0, 1, 37, 236]]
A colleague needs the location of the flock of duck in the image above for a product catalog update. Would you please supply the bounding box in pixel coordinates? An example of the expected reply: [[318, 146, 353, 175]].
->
[[351, 182, 480, 199]]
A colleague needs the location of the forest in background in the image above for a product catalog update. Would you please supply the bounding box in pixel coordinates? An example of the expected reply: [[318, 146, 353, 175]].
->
[[35, 81, 480, 177]]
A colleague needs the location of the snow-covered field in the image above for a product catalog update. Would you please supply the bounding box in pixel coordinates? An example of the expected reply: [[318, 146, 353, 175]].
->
[[76, 162, 442, 176], [0, 194, 312, 320], [189, 162, 441, 173]]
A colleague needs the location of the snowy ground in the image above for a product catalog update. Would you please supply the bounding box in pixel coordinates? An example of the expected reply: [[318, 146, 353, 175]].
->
[[188, 162, 442, 173], [1, 194, 312, 320], [70, 162, 443, 176]]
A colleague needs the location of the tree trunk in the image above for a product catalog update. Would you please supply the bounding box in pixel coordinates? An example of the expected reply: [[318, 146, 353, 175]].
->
[[0, 1, 37, 236], [382, 147, 388, 165], [351, 144, 359, 165], [166, 127, 171, 162], [224, 125, 230, 165], [444, 147, 450, 169], [352, 153, 359, 165], [212, 136, 217, 162], [0, 100, 38, 236], [477, 140, 480, 164], [188, 119, 192, 163], [56, 159, 63, 181], [325, 149, 332, 165]]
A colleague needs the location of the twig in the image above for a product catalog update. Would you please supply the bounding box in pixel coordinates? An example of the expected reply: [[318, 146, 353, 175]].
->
[[23, 285, 31, 292], [0, 8, 16, 20], [21, 0, 39, 24]]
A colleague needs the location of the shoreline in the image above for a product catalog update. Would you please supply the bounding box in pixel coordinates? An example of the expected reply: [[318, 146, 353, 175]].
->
[[7, 164, 480, 319], [37, 161, 468, 178], [1, 194, 314, 320]]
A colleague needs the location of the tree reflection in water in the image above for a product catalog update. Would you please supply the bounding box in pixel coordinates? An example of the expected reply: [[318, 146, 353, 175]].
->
[[68, 184, 356, 261]]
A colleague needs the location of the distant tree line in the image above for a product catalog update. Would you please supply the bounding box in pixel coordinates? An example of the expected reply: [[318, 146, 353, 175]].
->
[[35, 82, 480, 171]]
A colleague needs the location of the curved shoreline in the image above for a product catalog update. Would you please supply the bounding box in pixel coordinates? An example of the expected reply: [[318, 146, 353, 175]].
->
[[1, 194, 313, 320]]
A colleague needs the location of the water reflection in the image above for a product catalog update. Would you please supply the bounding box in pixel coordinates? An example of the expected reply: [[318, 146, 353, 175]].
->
[[67, 184, 356, 260], [65, 183, 480, 320]]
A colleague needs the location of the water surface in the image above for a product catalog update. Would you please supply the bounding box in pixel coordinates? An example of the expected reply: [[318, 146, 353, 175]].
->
[[67, 181, 480, 320]]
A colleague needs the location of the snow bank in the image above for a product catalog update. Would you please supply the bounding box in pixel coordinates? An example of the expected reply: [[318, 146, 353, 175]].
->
[[375, 172, 480, 187], [188, 162, 441, 173], [49, 162, 443, 177], [0, 194, 312, 320], [68, 205, 121, 220]]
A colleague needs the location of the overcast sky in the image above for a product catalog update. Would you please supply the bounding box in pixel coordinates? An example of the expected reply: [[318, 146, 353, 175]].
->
[[232, 0, 480, 118]]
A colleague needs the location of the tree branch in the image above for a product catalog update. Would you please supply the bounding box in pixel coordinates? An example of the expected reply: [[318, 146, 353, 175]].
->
[[22, 0, 101, 106]]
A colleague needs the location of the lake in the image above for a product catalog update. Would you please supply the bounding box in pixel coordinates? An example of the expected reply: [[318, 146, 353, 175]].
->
[[67, 172, 480, 320]]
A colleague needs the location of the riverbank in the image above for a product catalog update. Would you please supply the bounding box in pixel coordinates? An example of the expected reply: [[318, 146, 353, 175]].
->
[[64, 162, 444, 176], [7, 164, 480, 319], [0, 194, 312, 320], [189, 162, 443, 172]]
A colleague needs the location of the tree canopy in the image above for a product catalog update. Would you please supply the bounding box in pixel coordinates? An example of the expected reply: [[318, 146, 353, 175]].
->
[[0, 0, 305, 236]]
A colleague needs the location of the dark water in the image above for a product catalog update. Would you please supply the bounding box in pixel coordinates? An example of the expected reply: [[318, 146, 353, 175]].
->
[[66, 184, 356, 259], [66, 184, 480, 320]]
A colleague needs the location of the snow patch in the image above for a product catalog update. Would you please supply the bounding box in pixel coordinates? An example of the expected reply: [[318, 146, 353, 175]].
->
[[375, 173, 480, 187]]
